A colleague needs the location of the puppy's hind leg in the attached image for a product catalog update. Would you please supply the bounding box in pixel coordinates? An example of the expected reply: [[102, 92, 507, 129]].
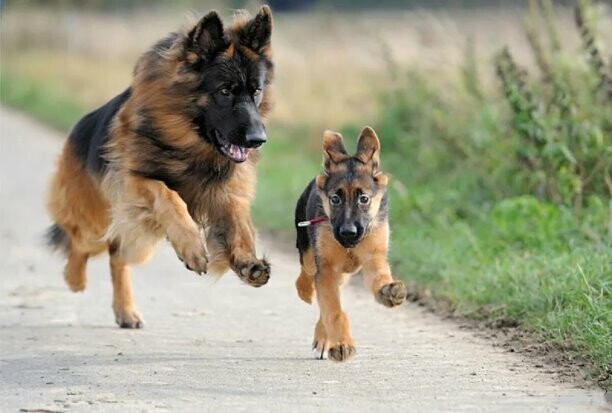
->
[[295, 248, 317, 304], [295, 268, 315, 304], [316, 265, 355, 362]]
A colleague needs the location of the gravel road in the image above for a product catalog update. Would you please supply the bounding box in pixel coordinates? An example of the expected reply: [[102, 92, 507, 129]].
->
[[0, 106, 608, 412]]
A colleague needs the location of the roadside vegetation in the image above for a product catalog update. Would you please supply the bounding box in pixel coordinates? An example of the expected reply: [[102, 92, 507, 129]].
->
[[257, 0, 611, 387], [1, 0, 609, 388]]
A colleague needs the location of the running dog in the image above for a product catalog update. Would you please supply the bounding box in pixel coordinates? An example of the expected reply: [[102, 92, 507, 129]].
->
[[294, 127, 407, 362], [46, 7, 274, 328]]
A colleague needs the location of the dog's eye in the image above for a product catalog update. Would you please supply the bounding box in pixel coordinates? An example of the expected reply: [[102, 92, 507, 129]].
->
[[330, 195, 341, 205], [220, 88, 231, 96], [358, 195, 370, 205], [253, 88, 262, 97]]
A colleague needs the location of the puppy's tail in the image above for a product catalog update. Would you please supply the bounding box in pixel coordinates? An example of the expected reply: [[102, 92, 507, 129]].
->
[[45, 223, 70, 255]]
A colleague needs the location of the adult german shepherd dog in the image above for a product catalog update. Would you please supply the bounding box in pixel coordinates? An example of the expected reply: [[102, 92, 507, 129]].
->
[[46, 7, 274, 328], [294, 127, 407, 362]]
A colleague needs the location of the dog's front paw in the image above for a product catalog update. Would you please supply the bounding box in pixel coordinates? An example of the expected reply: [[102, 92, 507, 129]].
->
[[114, 307, 143, 329], [234, 258, 270, 287], [171, 230, 208, 275], [328, 343, 356, 362], [376, 280, 407, 307]]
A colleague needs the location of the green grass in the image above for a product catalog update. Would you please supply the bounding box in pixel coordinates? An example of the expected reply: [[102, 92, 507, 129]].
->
[[389, 192, 611, 371], [253, 125, 321, 233], [1, 72, 87, 131]]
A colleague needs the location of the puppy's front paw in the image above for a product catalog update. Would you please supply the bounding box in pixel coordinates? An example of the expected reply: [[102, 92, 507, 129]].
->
[[376, 280, 407, 307], [234, 258, 270, 287], [328, 343, 356, 362], [171, 230, 208, 275], [114, 307, 143, 329]]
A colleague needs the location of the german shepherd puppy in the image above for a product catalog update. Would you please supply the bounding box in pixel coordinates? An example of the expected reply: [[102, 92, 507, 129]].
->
[[46, 7, 274, 328], [294, 127, 407, 362]]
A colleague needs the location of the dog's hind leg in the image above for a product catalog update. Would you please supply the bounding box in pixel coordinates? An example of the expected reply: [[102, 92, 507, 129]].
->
[[296, 268, 314, 304], [64, 248, 89, 292], [47, 143, 109, 292], [295, 248, 316, 304], [109, 243, 142, 329], [315, 263, 355, 362]]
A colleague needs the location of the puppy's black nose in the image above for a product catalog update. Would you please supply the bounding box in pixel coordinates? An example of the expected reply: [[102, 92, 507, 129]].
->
[[339, 224, 358, 240], [245, 130, 267, 148]]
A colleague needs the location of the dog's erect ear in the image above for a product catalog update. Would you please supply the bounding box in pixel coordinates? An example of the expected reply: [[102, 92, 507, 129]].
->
[[315, 173, 327, 190], [240, 5, 273, 53], [322, 130, 348, 171], [355, 126, 380, 171], [187, 11, 225, 59]]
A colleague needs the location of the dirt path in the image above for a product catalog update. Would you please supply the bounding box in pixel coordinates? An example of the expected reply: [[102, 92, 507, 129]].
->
[[0, 106, 608, 412]]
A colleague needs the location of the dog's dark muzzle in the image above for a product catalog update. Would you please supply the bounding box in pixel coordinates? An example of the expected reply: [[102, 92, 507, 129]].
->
[[244, 126, 267, 148], [239, 102, 267, 148], [335, 223, 364, 248]]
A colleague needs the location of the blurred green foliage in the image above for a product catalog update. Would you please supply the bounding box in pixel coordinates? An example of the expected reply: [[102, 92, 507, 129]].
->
[[1, 73, 87, 131], [254, 0, 611, 386]]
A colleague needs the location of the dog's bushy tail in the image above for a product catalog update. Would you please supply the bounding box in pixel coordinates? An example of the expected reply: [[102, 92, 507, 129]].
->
[[45, 224, 70, 255]]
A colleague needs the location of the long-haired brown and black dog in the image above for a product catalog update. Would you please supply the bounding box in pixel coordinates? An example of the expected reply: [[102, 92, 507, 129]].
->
[[294, 127, 407, 361], [46, 7, 274, 328]]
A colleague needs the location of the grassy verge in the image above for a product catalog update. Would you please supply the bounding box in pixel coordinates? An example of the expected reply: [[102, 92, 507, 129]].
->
[[255, 0, 611, 387], [254, 125, 611, 388], [1, 72, 88, 131]]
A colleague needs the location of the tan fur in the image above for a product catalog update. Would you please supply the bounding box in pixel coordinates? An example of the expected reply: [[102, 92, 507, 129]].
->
[[295, 248, 316, 303], [47, 145, 109, 292], [109, 247, 141, 328]]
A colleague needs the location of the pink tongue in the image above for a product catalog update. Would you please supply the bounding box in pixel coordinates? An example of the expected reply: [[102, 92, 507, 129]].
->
[[229, 145, 249, 161]]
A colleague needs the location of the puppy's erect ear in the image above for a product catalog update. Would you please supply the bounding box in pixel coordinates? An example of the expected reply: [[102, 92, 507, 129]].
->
[[322, 130, 348, 172], [355, 126, 380, 172], [240, 5, 273, 53], [187, 11, 226, 59]]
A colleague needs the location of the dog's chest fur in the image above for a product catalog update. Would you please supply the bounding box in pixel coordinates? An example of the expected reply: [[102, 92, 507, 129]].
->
[[103, 102, 259, 226], [314, 226, 366, 274]]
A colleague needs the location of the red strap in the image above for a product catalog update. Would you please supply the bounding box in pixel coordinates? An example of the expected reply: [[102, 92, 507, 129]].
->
[[297, 217, 329, 227]]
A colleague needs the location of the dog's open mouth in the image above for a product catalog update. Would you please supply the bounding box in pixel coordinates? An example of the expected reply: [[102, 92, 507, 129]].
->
[[213, 131, 250, 163], [220, 142, 250, 163]]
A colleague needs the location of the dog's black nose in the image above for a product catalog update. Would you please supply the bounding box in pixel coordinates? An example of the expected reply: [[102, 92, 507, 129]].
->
[[245, 130, 267, 148], [339, 224, 358, 240]]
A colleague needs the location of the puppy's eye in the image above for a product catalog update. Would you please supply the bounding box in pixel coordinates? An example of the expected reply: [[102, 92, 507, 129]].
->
[[358, 195, 370, 205], [253, 87, 262, 97], [220, 88, 231, 96], [330, 195, 341, 205]]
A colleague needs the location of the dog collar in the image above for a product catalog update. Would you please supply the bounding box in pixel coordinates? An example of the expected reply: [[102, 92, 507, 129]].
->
[[297, 217, 329, 227]]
